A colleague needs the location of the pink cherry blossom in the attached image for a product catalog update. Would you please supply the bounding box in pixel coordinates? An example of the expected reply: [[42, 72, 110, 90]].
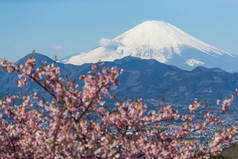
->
[[0, 56, 236, 158]]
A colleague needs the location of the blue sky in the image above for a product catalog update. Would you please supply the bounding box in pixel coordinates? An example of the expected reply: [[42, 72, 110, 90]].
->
[[0, 0, 238, 61]]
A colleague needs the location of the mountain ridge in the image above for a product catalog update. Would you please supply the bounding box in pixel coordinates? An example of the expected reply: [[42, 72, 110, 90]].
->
[[1, 53, 238, 107]]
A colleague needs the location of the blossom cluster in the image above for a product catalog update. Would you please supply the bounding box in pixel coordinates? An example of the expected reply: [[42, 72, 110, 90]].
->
[[0, 57, 236, 159]]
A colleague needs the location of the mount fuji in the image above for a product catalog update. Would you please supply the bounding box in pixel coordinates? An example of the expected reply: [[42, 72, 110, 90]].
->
[[65, 20, 238, 72]]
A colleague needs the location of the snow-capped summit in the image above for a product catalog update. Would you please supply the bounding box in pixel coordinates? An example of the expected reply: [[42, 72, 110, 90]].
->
[[66, 20, 237, 71]]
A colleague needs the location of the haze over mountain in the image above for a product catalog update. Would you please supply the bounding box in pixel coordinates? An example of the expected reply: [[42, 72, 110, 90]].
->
[[66, 20, 238, 72]]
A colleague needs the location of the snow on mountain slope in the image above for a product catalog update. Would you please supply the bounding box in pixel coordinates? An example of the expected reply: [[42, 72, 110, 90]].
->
[[186, 58, 204, 67], [66, 20, 237, 71]]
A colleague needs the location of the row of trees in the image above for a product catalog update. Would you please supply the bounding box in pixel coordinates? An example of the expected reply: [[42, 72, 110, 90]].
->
[[0, 57, 236, 158]]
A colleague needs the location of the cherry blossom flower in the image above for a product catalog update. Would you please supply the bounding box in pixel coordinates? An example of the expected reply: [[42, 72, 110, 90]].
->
[[0, 56, 236, 158]]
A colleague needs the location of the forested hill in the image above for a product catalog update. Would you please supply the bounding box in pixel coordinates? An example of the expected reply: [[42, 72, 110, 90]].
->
[[1, 53, 238, 107]]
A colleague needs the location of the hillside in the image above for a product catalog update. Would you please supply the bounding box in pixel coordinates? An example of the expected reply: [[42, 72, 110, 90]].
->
[[1, 53, 238, 107]]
